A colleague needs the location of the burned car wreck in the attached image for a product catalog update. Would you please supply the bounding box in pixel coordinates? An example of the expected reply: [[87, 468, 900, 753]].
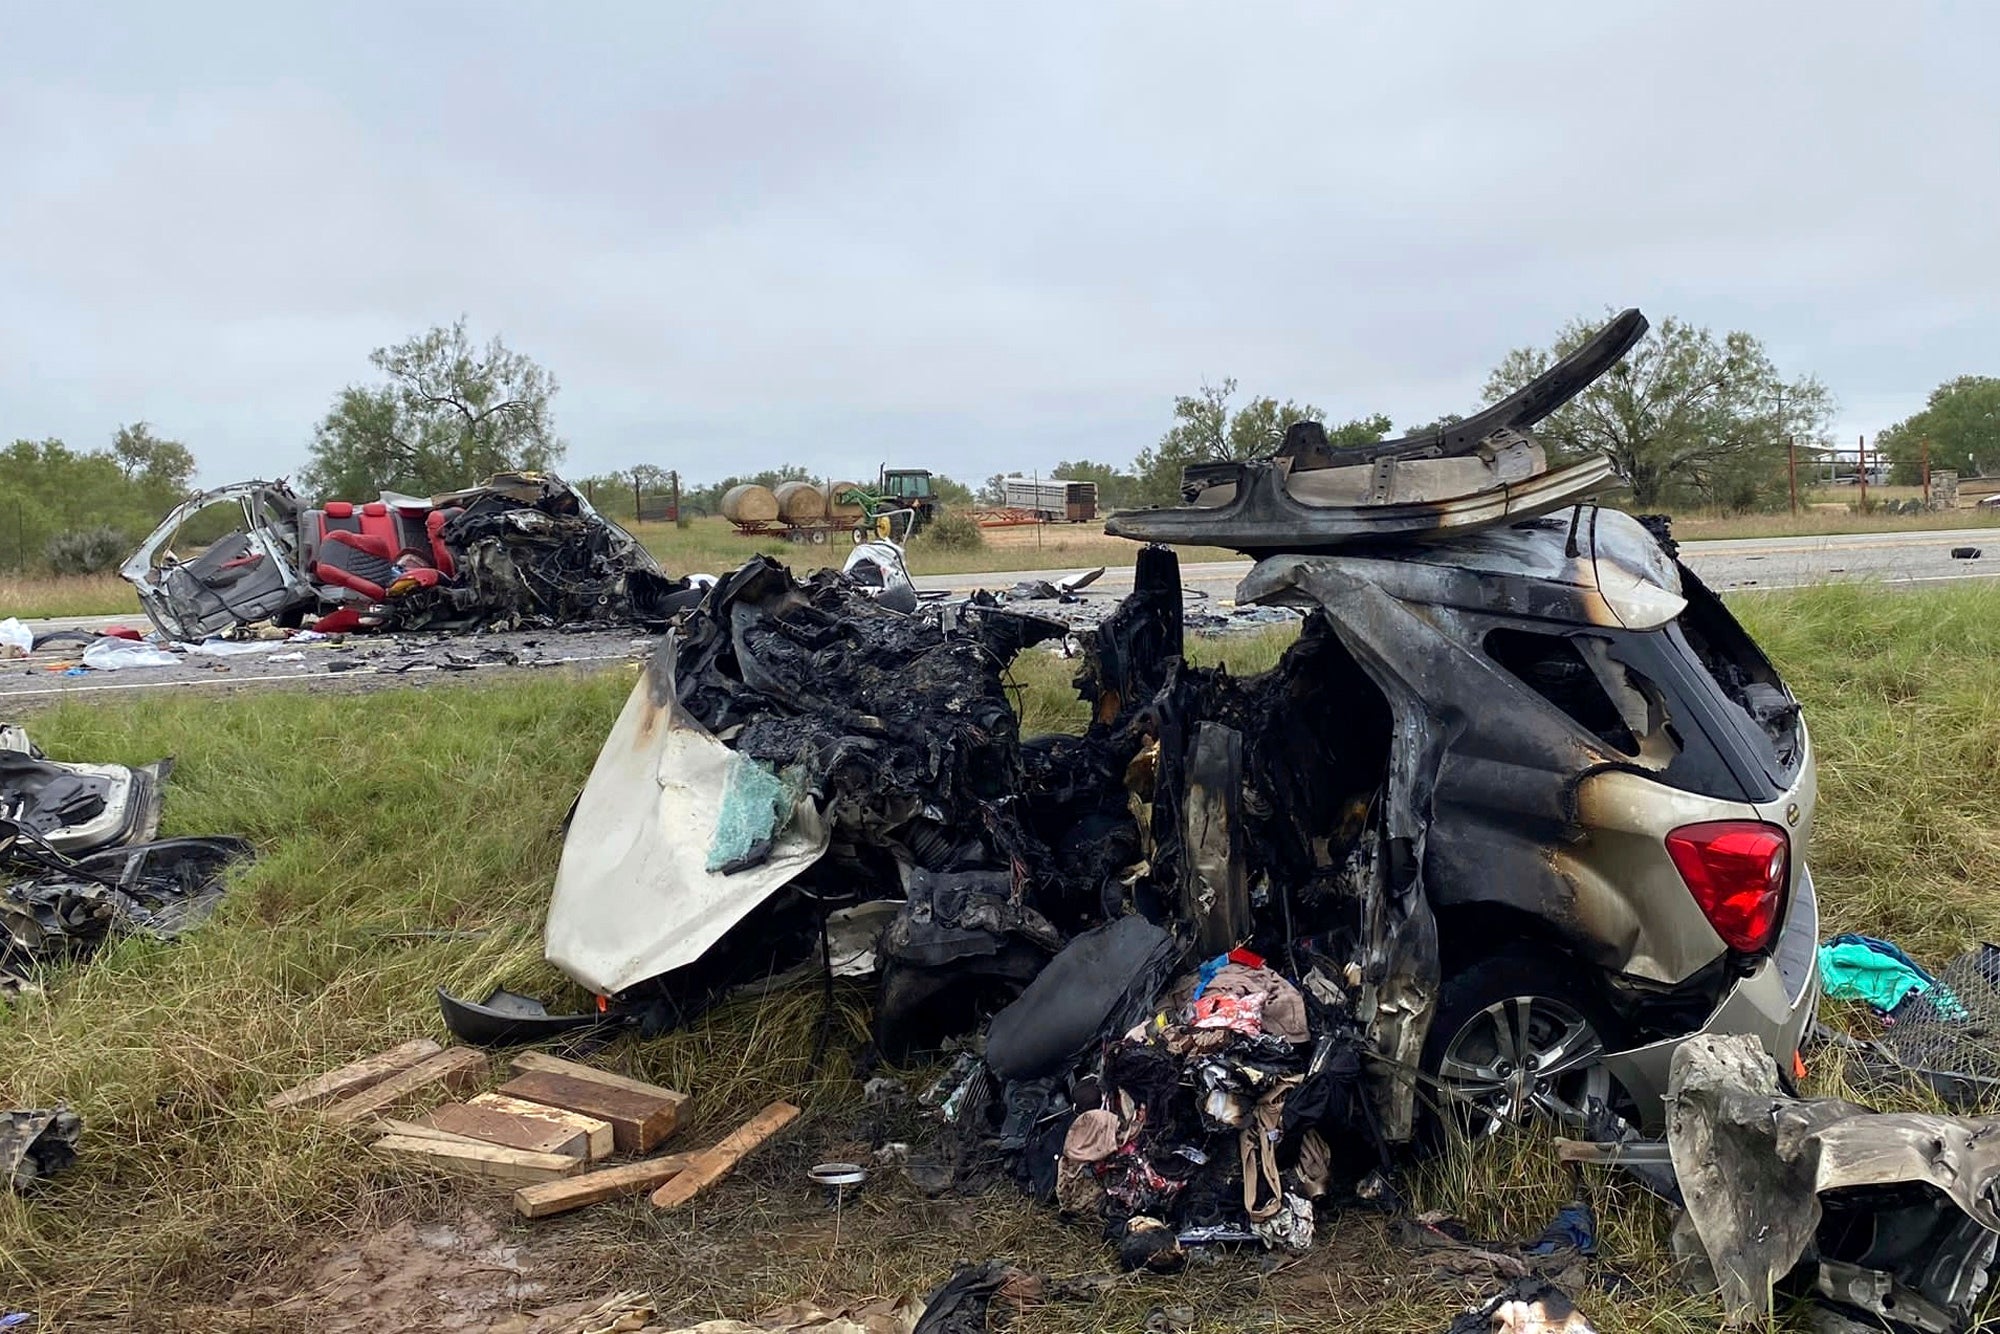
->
[[121, 471, 702, 641], [516, 537, 1815, 1259], [478, 305, 1822, 1271]]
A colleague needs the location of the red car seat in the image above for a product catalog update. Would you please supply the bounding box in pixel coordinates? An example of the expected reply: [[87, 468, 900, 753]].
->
[[313, 530, 399, 601], [425, 507, 463, 576]]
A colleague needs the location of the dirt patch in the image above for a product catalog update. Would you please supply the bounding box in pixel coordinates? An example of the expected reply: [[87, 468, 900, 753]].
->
[[227, 1207, 563, 1332]]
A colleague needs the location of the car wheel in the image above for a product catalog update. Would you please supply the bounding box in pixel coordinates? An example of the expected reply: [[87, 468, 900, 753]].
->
[[1421, 949, 1624, 1138]]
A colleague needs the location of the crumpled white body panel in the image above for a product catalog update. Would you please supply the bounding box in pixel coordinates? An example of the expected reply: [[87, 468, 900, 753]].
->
[[544, 655, 827, 995]]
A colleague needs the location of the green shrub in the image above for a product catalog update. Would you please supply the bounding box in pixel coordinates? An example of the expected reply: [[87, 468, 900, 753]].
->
[[914, 508, 985, 551], [44, 525, 129, 575]]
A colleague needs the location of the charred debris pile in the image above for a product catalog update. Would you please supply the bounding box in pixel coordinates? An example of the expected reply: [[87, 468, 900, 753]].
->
[[0, 723, 251, 1193], [0, 724, 251, 997], [547, 547, 1400, 1264]]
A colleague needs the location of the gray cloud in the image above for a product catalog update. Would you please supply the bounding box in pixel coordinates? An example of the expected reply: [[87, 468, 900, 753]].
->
[[2, 0, 1992, 486]]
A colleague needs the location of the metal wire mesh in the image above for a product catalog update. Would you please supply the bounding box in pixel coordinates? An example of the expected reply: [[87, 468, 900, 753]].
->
[[1878, 944, 2000, 1083]]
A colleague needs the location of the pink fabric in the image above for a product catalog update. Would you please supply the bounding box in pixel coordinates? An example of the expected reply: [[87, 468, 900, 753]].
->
[[1190, 992, 1264, 1035]]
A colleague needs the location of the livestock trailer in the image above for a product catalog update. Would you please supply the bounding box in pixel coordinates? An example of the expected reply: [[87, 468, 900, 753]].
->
[[1001, 477, 1098, 522]]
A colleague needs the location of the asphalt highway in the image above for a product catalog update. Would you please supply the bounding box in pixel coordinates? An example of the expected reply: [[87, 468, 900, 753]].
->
[[3, 526, 1993, 704]]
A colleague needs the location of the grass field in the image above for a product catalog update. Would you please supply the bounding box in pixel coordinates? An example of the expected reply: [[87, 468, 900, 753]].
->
[[626, 514, 1243, 578], [1670, 500, 2000, 542], [0, 571, 140, 621], [1, 584, 1998, 1329]]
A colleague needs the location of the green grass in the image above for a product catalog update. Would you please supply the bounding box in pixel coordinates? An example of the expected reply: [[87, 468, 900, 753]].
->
[[3, 585, 1998, 1329], [1733, 581, 2000, 960]]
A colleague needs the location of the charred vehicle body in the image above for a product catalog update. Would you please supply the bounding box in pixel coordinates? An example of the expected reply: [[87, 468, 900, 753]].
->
[[121, 472, 700, 640], [498, 306, 1815, 1259]]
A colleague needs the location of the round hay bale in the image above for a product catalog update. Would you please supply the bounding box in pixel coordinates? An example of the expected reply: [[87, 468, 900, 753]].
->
[[826, 480, 865, 519], [772, 480, 827, 522], [720, 484, 780, 525]]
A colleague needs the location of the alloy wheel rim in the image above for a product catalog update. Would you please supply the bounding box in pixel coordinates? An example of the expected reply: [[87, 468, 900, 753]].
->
[[1436, 994, 1610, 1136]]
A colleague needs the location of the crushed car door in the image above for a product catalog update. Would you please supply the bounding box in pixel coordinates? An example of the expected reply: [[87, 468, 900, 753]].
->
[[120, 482, 315, 640]]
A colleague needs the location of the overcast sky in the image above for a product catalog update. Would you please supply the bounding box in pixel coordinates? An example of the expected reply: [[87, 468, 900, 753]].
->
[[3, 2, 1993, 487]]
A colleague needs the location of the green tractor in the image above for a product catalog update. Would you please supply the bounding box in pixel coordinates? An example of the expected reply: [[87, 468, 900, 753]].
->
[[843, 467, 938, 540]]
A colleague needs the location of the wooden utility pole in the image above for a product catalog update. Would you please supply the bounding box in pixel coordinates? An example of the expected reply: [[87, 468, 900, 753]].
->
[[1787, 441, 1798, 515], [1922, 438, 1932, 497], [1858, 434, 1868, 508]]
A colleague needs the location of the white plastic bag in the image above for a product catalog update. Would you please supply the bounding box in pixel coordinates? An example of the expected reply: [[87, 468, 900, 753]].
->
[[80, 640, 181, 671], [0, 618, 31, 658], [178, 639, 282, 657]]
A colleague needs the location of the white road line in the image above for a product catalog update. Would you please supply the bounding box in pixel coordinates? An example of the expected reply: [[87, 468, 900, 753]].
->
[[0, 653, 637, 697]]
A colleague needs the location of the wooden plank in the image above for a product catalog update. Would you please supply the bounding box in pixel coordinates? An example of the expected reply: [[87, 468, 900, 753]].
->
[[426, 1102, 588, 1159], [508, 1052, 691, 1113], [648, 1102, 801, 1209], [513, 1153, 695, 1219], [372, 1117, 495, 1148], [266, 1038, 442, 1112], [469, 1093, 613, 1161], [371, 1133, 582, 1185], [321, 1048, 488, 1126], [497, 1069, 681, 1154]]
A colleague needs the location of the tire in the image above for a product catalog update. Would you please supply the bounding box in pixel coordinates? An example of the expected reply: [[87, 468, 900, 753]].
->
[[1419, 947, 1626, 1139]]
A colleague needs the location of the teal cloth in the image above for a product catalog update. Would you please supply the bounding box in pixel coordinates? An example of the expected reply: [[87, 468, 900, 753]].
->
[[1818, 937, 1933, 1012]]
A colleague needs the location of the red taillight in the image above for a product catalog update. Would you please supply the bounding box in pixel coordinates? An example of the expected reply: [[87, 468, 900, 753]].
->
[[1665, 820, 1789, 953]]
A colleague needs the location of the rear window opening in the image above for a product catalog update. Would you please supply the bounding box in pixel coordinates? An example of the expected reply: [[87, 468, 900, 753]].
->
[[1674, 575, 1804, 779], [1484, 627, 1642, 755]]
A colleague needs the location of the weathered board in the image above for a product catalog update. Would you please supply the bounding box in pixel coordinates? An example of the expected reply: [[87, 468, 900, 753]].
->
[[467, 1093, 614, 1161], [497, 1067, 684, 1154], [371, 1134, 581, 1185], [321, 1048, 487, 1125], [649, 1102, 800, 1209], [266, 1038, 443, 1112], [513, 1154, 695, 1219]]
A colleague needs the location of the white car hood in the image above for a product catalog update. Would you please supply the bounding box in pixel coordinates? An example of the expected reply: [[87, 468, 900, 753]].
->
[[543, 644, 828, 995]]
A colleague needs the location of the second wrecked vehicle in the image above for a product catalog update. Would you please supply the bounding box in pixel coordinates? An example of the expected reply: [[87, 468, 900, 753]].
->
[[121, 472, 701, 640]]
